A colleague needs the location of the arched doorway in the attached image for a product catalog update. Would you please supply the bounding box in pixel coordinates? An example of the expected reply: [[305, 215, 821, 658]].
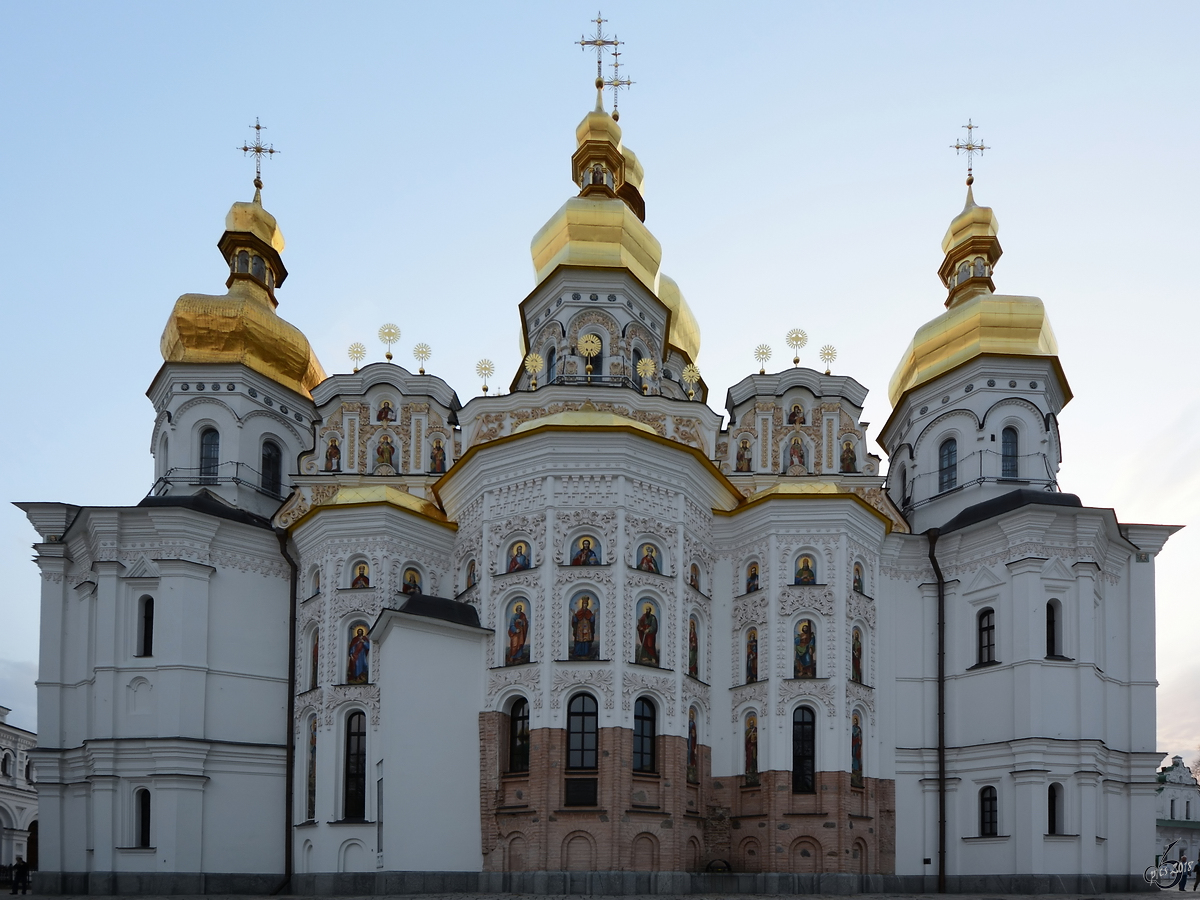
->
[[26, 821, 37, 870]]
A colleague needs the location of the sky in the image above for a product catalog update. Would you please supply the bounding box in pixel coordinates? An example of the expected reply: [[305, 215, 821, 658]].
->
[[0, 1, 1196, 763]]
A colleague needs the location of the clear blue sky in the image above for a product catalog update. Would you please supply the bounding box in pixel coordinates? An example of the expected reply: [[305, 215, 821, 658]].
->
[[1, 1, 1196, 761]]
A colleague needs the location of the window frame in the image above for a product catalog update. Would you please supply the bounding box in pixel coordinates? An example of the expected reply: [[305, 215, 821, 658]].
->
[[791, 705, 816, 794], [137, 595, 154, 658], [980, 785, 998, 836], [977, 608, 996, 665], [199, 428, 220, 484], [261, 440, 283, 496], [343, 710, 367, 820], [938, 438, 958, 493], [633, 697, 656, 774], [508, 697, 530, 774], [135, 787, 152, 848], [566, 693, 598, 770], [1001, 426, 1019, 479]]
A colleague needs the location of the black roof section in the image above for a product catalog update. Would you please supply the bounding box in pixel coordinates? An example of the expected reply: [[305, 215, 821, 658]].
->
[[939, 488, 1082, 535], [137, 492, 274, 530], [397, 593, 482, 628]]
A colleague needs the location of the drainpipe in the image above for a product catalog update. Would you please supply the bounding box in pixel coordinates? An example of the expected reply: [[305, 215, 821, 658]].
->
[[926, 528, 947, 893], [272, 530, 299, 896]]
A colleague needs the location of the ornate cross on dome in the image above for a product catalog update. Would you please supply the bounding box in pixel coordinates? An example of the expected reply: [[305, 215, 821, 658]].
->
[[578, 12, 620, 81], [951, 119, 989, 185], [238, 118, 279, 190], [604, 43, 633, 118]]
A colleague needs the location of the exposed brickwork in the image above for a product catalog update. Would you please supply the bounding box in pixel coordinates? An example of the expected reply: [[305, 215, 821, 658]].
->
[[480, 717, 894, 874]]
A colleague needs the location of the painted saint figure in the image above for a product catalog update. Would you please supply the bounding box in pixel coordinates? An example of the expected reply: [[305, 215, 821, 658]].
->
[[787, 404, 805, 425], [638, 544, 660, 573], [306, 716, 317, 821], [465, 559, 477, 590], [347, 623, 370, 684], [402, 568, 421, 595], [686, 708, 699, 784], [635, 601, 659, 666], [788, 438, 805, 472], [324, 437, 341, 472], [430, 439, 446, 474], [795, 556, 816, 585], [744, 713, 759, 785], [851, 713, 864, 787], [735, 439, 752, 473], [853, 563, 864, 594], [376, 434, 395, 469], [840, 440, 857, 473], [746, 563, 759, 593], [745, 628, 759, 683], [570, 594, 598, 660], [795, 619, 817, 678], [376, 400, 395, 423], [688, 617, 699, 677], [351, 564, 370, 589], [507, 542, 530, 572], [689, 563, 701, 591], [506, 601, 530, 665], [571, 537, 599, 566], [310, 631, 319, 689], [852, 627, 863, 683]]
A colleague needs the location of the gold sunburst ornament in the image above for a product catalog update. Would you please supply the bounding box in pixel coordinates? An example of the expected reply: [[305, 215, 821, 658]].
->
[[476, 358, 495, 394], [378, 323, 401, 362], [578, 333, 602, 380], [348, 342, 366, 373], [786, 328, 808, 366], [681, 363, 701, 400], [413, 342, 431, 375], [524, 352, 545, 390], [754, 343, 772, 374], [636, 357, 656, 394], [819, 344, 837, 375]]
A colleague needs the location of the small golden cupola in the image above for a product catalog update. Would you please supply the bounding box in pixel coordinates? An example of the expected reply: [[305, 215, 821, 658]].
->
[[938, 181, 1002, 307], [159, 178, 327, 398]]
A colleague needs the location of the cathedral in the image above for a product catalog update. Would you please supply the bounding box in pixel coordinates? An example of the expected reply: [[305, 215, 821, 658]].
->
[[18, 63, 1177, 895]]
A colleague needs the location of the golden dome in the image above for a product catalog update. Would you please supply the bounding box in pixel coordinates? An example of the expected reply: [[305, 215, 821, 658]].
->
[[656, 274, 701, 362], [887, 184, 1070, 407], [160, 194, 326, 398]]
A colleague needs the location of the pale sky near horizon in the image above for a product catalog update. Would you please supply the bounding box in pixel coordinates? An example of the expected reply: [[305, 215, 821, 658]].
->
[[1, 2, 1196, 764]]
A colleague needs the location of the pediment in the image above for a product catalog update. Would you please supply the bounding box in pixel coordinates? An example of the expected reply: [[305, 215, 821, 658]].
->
[[963, 565, 1004, 595], [1040, 556, 1075, 584]]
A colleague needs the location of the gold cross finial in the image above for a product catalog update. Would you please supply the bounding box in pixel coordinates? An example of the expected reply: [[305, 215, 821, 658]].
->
[[604, 42, 633, 119], [951, 119, 989, 186], [238, 118, 279, 192], [578, 12, 620, 82]]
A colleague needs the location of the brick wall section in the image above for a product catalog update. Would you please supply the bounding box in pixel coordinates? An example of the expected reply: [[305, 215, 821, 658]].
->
[[480, 715, 894, 874]]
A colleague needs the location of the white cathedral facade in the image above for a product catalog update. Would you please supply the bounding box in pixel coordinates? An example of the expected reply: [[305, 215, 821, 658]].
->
[[18, 81, 1177, 895]]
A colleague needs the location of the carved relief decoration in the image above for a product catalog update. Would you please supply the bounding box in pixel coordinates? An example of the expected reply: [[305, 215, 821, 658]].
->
[[551, 666, 614, 710], [622, 669, 676, 720], [488, 665, 543, 711], [777, 679, 838, 718], [730, 680, 768, 722], [554, 510, 618, 564]]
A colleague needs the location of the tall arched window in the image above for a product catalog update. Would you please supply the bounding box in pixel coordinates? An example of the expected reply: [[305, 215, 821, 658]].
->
[[566, 693, 598, 770], [138, 596, 154, 657], [545, 346, 557, 383], [1001, 427, 1019, 479], [581, 334, 604, 380], [938, 438, 957, 492], [792, 706, 816, 794], [633, 697, 656, 773], [632, 348, 645, 391], [980, 786, 998, 836], [200, 428, 220, 484], [135, 788, 152, 848], [977, 608, 995, 665], [0, 754, 8, 777], [343, 711, 367, 820], [509, 698, 530, 773], [1047, 782, 1063, 834], [1046, 600, 1061, 657], [899, 466, 908, 505], [261, 441, 283, 496]]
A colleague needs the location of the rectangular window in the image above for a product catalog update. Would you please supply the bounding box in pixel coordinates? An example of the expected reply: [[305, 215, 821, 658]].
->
[[792, 707, 816, 794], [1171, 798, 1176, 819], [564, 777, 598, 807]]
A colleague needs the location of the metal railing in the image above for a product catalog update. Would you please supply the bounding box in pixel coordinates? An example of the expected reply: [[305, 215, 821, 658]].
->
[[149, 461, 291, 500], [901, 449, 1058, 513]]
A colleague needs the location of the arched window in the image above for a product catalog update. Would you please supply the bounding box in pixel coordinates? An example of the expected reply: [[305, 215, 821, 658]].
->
[[138, 596, 154, 657], [566, 693, 598, 770], [509, 698, 530, 773], [545, 346, 557, 383], [261, 441, 283, 496], [1001, 427, 1018, 479], [0, 754, 8, 776], [1046, 600, 1060, 657], [899, 466, 908, 504], [200, 428, 220, 484], [343, 711, 367, 820], [581, 334, 604, 379], [633, 697, 656, 773], [251, 255, 266, 281], [305, 715, 317, 821], [136, 788, 152, 848], [980, 786, 998, 836], [1047, 782, 1063, 835], [236, 250, 249, 273], [632, 348, 645, 390], [978, 608, 995, 665], [308, 628, 319, 690], [938, 438, 957, 492], [791, 706, 816, 794]]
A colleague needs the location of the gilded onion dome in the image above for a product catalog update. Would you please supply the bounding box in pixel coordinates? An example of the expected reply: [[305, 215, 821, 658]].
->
[[529, 83, 702, 361], [888, 184, 1069, 406], [160, 185, 326, 398]]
